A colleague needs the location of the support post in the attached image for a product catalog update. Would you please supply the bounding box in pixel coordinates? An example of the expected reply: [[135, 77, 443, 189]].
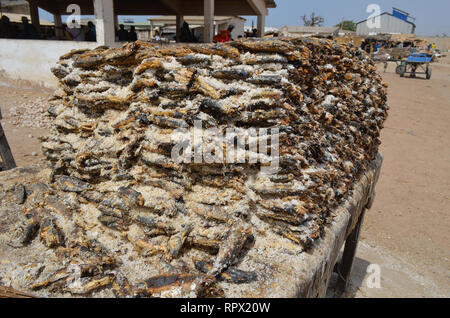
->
[[28, 0, 40, 33], [53, 14, 63, 39], [93, 0, 115, 46], [114, 14, 119, 38], [203, 0, 214, 43], [335, 208, 367, 295], [176, 15, 184, 42], [150, 21, 154, 40], [257, 14, 265, 38], [0, 122, 16, 170]]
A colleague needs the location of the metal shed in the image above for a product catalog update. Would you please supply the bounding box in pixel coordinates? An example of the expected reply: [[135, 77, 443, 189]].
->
[[356, 12, 416, 36]]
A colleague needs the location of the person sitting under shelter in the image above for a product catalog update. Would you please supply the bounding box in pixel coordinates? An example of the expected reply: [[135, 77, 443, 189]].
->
[[0, 16, 17, 38], [117, 24, 128, 41], [214, 25, 235, 43], [66, 20, 85, 41], [180, 21, 195, 43], [20, 16, 39, 39], [85, 21, 96, 42], [128, 26, 137, 42]]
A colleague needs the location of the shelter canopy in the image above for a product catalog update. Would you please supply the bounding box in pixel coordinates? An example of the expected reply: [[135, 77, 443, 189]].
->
[[31, 0, 275, 16], [25, 0, 276, 43]]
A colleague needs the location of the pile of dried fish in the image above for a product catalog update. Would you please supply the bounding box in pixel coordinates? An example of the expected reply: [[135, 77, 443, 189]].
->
[[0, 38, 388, 297]]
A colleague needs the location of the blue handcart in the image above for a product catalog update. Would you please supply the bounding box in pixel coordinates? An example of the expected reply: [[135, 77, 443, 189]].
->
[[395, 53, 432, 79]]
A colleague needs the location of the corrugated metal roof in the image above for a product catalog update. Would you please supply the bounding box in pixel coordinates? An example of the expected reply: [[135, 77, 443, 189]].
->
[[356, 12, 416, 27]]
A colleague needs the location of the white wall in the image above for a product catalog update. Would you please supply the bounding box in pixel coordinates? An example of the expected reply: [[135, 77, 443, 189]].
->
[[229, 17, 245, 39], [0, 39, 98, 88]]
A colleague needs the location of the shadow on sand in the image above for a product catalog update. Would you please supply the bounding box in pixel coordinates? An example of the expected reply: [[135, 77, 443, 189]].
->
[[326, 256, 371, 298]]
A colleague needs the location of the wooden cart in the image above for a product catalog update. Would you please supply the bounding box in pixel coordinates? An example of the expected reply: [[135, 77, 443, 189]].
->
[[395, 53, 432, 80]]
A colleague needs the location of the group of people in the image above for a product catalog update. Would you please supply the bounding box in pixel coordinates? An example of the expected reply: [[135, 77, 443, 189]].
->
[[0, 16, 39, 39], [0, 15, 97, 42], [116, 24, 137, 42], [427, 43, 437, 51], [64, 21, 96, 41]]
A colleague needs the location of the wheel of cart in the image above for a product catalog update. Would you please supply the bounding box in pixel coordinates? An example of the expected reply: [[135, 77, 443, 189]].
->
[[395, 61, 407, 76], [426, 64, 432, 79]]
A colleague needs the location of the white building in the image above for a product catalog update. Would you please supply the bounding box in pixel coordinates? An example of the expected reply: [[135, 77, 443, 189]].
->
[[356, 11, 416, 36]]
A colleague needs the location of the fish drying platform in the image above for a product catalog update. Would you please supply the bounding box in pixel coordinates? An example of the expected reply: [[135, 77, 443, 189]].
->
[[0, 38, 388, 297]]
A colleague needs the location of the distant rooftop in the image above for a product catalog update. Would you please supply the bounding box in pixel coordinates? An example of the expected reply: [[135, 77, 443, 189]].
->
[[279, 26, 339, 35], [356, 12, 416, 27], [149, 16, 246, 23], [148, 16, 246, 27]]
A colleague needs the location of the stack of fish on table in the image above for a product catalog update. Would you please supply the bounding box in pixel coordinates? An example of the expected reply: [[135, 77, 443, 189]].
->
[[0, 37, 388, 297]]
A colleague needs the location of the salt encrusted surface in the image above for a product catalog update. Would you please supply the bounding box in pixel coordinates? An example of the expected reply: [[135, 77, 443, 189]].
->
[[0, 38, 388, 297]]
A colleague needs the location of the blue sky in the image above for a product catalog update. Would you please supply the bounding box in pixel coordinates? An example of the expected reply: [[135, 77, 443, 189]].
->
[[39, 0, 450, 36], [258, 0, 450, 36]]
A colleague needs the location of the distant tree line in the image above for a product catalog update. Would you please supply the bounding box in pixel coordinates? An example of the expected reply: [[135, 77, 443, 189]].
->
[[336, 20, 357, 32]]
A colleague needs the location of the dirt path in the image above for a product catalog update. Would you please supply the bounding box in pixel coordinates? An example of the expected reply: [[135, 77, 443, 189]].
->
[[343, 57, 450, 297], [0, 56, 448, 297], [0, 80, 51, 167]]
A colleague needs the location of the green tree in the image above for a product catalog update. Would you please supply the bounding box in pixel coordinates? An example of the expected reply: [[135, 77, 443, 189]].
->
[[336, 20, 357, 32]]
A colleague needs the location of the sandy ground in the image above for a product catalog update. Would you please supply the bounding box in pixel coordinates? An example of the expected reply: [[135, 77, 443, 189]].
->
[[0, 81, 51, 167], [329, 56, 450, 298], [0, 55, 448, 298]]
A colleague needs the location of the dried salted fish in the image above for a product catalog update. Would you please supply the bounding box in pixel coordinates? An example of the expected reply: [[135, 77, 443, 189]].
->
[[0, 37, 388, 298], [67, 274, 114, 295], [112, 270, 133, 298], [39, 217, 65, 248], [32, 267, 71, 290], [19, 219, 40, 246], [55, 175, 92, 193], [168, 224, 192, 259], [134, 273, 218, 298], [209, 227, 253, 276], [13, 183, 27, 204], [194, 258, 257, 284]]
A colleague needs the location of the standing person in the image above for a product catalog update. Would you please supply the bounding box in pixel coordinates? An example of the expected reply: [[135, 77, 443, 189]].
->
[[154, 29, 161, 42], [180, 21, 194, 42], [0, 16, 15, 38], [128, 26, 137, 42], [227, 24, 235, 41], [63, 24, 73, 40], [117, 24, 128, 41], [85, 21, 96, 42], [20, 16, 39, 39], [67, 20, 84, 41]]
